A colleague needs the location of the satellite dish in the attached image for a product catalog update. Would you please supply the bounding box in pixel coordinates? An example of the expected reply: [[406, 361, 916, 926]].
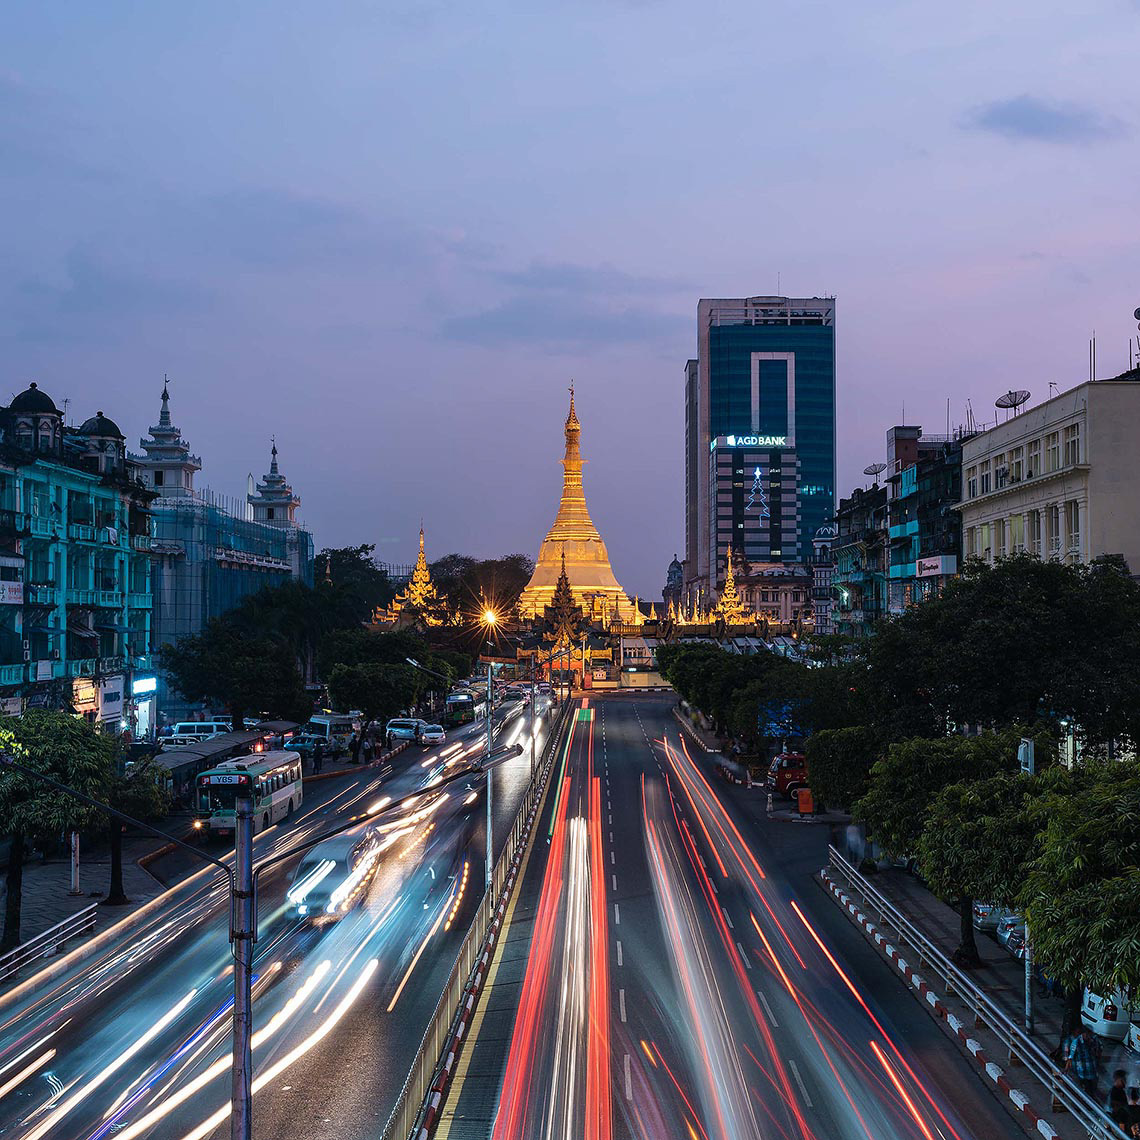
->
[[995, 389, 1031, 412], [863, 462, 887, 477], [1133, 307, 1140, 321]]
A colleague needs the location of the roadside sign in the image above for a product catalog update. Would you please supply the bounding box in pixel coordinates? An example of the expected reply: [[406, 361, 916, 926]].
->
[[203, 773, 251, 786]]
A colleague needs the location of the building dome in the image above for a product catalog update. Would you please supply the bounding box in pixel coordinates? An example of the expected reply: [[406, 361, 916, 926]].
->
[[814, 523, 838, 540], [9, 382, 60, 415], [78, 411, 124, 438]]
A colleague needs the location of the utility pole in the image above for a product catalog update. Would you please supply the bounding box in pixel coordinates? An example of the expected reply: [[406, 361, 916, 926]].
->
[[530, 670, 537, 780], [486, 657, 494, 890], [231, 784, 255, 1140]]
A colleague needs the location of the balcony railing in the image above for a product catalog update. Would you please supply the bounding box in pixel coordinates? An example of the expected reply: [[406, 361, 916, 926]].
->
[[0, 509, 29, 539], [67, 589, 97, 607], [128, 592, 152, 609], [98, 655, 126, 674], [68, 523, 95, 542], [130, 654, 152, 671], [131, 535, 152, 552], [28, 517, 56, 539], [67, 658, 97, 677], [0, 663, 25, 685], [25, 584, 56, 605], [97, 590, 123, 608]]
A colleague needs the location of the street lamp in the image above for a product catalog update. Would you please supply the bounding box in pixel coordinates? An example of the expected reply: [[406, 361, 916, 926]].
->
[[481, 608, 497, 890]]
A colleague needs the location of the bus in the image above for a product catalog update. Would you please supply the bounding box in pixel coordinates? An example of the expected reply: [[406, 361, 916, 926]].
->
[[193, 750, 303, 838], [444, 690, 487, 728]]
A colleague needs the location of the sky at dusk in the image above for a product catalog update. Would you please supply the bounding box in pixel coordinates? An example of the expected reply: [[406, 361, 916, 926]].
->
[[2, 2, 1138, 597]]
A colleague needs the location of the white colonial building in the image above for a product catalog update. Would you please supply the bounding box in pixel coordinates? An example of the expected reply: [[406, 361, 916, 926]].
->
[[959, 375, 1140, 571]]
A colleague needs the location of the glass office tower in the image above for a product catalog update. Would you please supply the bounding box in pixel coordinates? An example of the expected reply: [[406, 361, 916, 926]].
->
[[684, 296, 836, 600]]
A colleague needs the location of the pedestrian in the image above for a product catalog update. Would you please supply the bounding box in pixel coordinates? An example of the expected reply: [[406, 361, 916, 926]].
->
[[312, 739, 324, 775], [1109, 1070, 1129, 1117], [362, 735, 373, 763], [348, 732, 359, 763], [386, 731, 394, 751], [1128, 1087, 1140, 1131], [1065, 1026, 1102, 1096]]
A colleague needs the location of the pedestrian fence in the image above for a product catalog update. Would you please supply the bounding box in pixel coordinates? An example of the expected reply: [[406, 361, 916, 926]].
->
[[381, 698, 574, 1140], [825, 846, 1118, 1140], [0, 903, 98, 985]]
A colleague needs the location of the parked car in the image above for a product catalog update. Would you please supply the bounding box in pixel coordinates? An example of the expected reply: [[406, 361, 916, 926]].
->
[[766, 752, 807, 797], [385, 718, 429, 743], [1003, 928, 1027, 960], [289, 733, 336, 760], [1081, 988, 1139, 1041], [419, 724, 446, 745], [995, 913, 1025, 949], [1125, 1022, 1140, 1056], [971, 903, 1014, 932]]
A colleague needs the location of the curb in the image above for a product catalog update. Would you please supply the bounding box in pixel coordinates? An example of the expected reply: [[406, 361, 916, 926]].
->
[[671, 707, 721, 754], [819, 869, 1061, 1140]]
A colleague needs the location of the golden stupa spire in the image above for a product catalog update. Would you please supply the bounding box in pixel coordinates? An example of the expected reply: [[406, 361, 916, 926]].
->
[[392, 523, 442, 624], [716, 550, 748, 623]]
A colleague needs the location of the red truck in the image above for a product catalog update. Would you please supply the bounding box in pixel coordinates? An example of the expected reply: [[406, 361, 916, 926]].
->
[[766, 752, 808, 797]]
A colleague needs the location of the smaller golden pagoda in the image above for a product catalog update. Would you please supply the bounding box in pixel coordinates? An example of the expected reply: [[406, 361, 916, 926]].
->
[[387, 526, 443, 626], [714, 553, 749, 623]]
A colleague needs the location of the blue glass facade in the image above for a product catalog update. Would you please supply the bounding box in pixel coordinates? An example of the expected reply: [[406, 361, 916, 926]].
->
[[707, 322, 835, 563]]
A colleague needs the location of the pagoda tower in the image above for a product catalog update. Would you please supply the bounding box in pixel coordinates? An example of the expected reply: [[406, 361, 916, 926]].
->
[[517, 386, 632, 619], [389, 526, 443, 625]]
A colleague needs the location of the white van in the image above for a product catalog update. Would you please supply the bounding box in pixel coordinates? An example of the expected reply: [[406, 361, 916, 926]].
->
[[168, 721, 232, 746], [304, 713, 360, 753]]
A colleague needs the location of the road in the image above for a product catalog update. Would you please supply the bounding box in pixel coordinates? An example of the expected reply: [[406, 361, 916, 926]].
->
[[447, 692, 1029, 1140], [0, 700, 549, 1140]]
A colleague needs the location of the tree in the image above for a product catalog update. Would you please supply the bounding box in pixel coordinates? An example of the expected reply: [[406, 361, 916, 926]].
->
[[1021, 762, 1140, 1044], [160, 620, 311, 730], [102, 747, 170, 906], [855, 732, 1019, 964], [0, 714, 108, 950], [315, 544, 396, 623], [431, 553, 535, 621], [806, 726, 880, 810], [327, 663, 421, 758]]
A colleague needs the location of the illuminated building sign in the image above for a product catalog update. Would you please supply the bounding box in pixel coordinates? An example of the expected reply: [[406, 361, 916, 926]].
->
[[721, 435, 787, 448]]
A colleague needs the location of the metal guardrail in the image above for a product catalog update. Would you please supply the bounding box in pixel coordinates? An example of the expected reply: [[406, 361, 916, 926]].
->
[[825, 846, 1118, 1140], [381, 698, 573, 1140], [0, 904, 98, 985]]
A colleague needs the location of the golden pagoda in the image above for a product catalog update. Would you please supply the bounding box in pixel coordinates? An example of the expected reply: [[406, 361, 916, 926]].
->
[[715, 553, 749, 623], [517, 386, 632, 619], [389, 525, 443, 626]]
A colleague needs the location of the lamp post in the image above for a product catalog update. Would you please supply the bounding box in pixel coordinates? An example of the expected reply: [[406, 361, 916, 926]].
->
[[482, 608, 497, 890]]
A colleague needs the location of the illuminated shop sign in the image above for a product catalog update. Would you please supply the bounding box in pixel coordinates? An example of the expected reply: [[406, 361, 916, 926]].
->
[[724, 435, 786, 448]]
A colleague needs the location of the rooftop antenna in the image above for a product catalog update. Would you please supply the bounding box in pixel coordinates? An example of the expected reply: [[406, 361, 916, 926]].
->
[[965, 399, 976, 433], [995, 389, 1031, 421], [61, 397, 71, 424], [1049, 381, 1059, 398]]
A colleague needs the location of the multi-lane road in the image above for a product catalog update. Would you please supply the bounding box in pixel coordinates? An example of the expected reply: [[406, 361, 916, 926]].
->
[[441, 692, 1030, 1140], [0, 702, 546, 1140]]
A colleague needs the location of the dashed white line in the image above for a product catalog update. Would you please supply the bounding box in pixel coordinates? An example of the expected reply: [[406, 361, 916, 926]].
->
[[612, 874, 617, 890], [610, 850, 615, 865], [619, 988, 627, 1022], [722, 908, 734, 929], [614, 903, 621, 924], [624, 1053, 632, 1099], [616, 940, 623, 965], [757, 989, 779, 1027], [737, 941, 751, 968], [788, 1059, 813, 1107]]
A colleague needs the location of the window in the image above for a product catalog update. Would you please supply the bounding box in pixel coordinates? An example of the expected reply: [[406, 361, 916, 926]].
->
[[1026, 439, 1040, 478], [267, 508, 275, 520], [979, 522, 991, 559], [993, 453, 1007, 489], [966, 466, 978, 498], [994, 519, 1007, 558], [1009, 446, 1024, 482], [966, 527, 976, 557], [1064, 500, 1081, 555], [154, 470, 164, 486], [1010, 513, 1025, 553], [1048, 504, 1061, 556], [1028, 510, 1042, 556], [1045, 432, 1060, 473], [979, 460, 991, 494], [1063, 423, 1081, 467]]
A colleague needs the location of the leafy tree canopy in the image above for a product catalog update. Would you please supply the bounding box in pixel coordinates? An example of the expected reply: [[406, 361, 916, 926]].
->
[[806, 726, 880, 810]]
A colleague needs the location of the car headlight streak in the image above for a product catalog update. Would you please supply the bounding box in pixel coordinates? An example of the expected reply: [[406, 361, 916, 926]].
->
[[286, 859, 336, 906]]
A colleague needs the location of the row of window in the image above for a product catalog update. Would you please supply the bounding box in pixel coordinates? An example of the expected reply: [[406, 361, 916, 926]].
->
[[965, 501, 1082, 560], [965, 423, 1081, 498]]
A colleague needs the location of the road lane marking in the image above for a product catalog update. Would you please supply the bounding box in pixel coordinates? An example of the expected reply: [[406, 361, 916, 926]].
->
[[624, 1053, 632, 1099], [610, 850, 615, 865], [757, 989, 779, 1026], [788, 1059, 813, 1107], [737, 941, 751, 968], [616, 940, 623, 965], [612, 874, 617, 890], [722, 908, 734, 929], [619, 988, 627, 1022], [614, 903, 621, 924], [608, 814, 612, 824]]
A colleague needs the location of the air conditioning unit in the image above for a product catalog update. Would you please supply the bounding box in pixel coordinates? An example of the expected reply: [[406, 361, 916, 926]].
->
[[51, 649, 60, 660], [22, 639, 29, 650], [22, 650, 30, 662]]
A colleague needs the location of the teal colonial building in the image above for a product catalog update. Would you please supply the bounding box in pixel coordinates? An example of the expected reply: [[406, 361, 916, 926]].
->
[[0, 383, 156, 731], [132, 386, 314, 722]]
